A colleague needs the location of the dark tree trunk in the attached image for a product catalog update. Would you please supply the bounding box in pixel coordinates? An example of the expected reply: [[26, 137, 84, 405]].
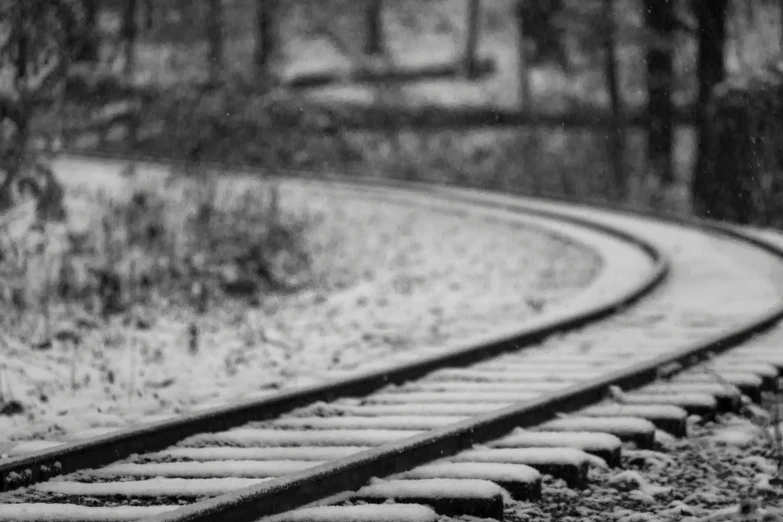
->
[[518, 0, 565, 67], [207, 0, 224, 84], [255, 0, 277, 80], [603, 0, 625, 199], [691, 0, 730, 218], [144, 0, 153, 31], [365, 0, 384, 56], [122, 0, 137, 76], [463, 0, 481, 78], [72, 0, 99, 62], [643, 0, 675, 186]]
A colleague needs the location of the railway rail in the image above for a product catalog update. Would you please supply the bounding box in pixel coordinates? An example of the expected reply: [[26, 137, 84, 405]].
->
[[1, 152, 783, 522]]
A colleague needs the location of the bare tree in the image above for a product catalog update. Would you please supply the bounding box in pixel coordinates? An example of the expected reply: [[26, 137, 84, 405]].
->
[[463, 0, 481, 78], [691, 0, 729, 217], [255, 0, 278, 80], [0, 0, 81, 211], [365, 0, 384, 56], [207, 0, 224, 84], [121, 0, 137, 77], [603, 0, 625, 199], [643, 0, 675, 188], [75, 0, 100, 62]]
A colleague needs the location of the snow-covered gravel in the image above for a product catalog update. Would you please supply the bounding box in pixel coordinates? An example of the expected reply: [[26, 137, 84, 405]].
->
[[488, 401, 783, 522], [0, 157, 608, 454]]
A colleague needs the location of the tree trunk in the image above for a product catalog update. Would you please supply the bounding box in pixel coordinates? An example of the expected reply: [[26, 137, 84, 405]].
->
[[75, 0, 100, 62], [255, 0, 277, 81], [207, 0, 224, 84], [463, 0, 481, 78], [365, 0, 384, 56], [514, 0, 537, 194], [643, 0, 674, 187], [603, 0, 625, 200], [144, 0, 153, 31], [122, 0, 137, 77], [691, 0, 729, 218]]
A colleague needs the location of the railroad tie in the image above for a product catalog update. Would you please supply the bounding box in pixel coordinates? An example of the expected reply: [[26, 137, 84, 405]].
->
[[670, 371, 764, 401], [577, 404, 688, 437], [143, 446, 370, 463], [363, 391, 542, 404], [533, 416, 657, 448], [488, 430, 622, 467], [79, 460, 326, 479], [327, 402, 513, 417], [353, 479, 506, 520], [0, 504, 178, 521], [446, 447, 592, 489], [179, 429, 422, 448], [616, 393, 717, 420], [389, 462, 542, 501], [428, 368, 602, 383], [636, 382, 742, 412], [266, 416, 469, 431], [273, 504, 440, 522]]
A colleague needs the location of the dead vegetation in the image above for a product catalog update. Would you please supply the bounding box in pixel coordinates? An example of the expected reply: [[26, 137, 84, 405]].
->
[[0, 168, 311, 413]]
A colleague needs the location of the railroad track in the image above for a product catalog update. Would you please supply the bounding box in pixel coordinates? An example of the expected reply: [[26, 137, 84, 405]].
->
[[1, 152, 783, 522]]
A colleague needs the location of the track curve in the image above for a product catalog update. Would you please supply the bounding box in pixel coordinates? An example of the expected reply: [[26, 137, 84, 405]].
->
[[1, 152, 783, 522], [0, 155, 666, 489]]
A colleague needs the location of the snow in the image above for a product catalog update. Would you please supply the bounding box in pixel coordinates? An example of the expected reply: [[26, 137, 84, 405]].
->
[[364, 391, 541, 404], [0, 504, 179, 521], [34, 477, 273, 497], [151, 446, 370, 462], [89, 459, 326, 478], [428, 367, 603, 382], [449, 447, 591, 467], [357, 478, 503, 500], [672, 372, 764, 387], [275, 504, 439, 522], [406, 380, 569, 393], [490, 430, 622, 453], [270, 415, 468, 431], [327, 402, 509, 417], [580, 404, 688, 421], [180, 428, 422, 447], [621, 393, 718, 411], [5, 440, 64, 457], [702, 362, 779, 378], [537, 416, 657, 436], [640, 383, 741, 398], [389, 462, 541, 490], [1, 156, 612, 452]]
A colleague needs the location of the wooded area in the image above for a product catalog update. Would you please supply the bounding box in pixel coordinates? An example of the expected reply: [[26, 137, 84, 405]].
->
[[1, 0, 782, 223]]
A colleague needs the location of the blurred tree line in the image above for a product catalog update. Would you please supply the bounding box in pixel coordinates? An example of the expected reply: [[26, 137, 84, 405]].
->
[[2, 0, 782, 224]]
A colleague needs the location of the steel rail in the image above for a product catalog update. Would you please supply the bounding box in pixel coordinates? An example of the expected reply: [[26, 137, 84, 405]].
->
[[0, 154, 668, 494], [8, 149, 783, 522], [124, 165, 783, 522]]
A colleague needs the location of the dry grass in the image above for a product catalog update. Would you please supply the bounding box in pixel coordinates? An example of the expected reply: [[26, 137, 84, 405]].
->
[[0, 167, 311, 369]]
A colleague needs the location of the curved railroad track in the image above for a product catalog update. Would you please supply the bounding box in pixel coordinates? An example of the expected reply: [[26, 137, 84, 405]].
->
[[0, 152, 782, 522]]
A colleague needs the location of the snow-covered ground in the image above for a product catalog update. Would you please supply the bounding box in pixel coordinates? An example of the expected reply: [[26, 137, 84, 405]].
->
[[0, 159, 609, 454]]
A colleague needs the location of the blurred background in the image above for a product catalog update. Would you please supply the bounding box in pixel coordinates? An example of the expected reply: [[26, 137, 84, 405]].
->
[[3, 0, 783, 225]]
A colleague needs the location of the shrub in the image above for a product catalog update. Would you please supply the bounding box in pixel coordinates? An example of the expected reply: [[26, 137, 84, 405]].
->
[[0, 171, 312, 347]]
